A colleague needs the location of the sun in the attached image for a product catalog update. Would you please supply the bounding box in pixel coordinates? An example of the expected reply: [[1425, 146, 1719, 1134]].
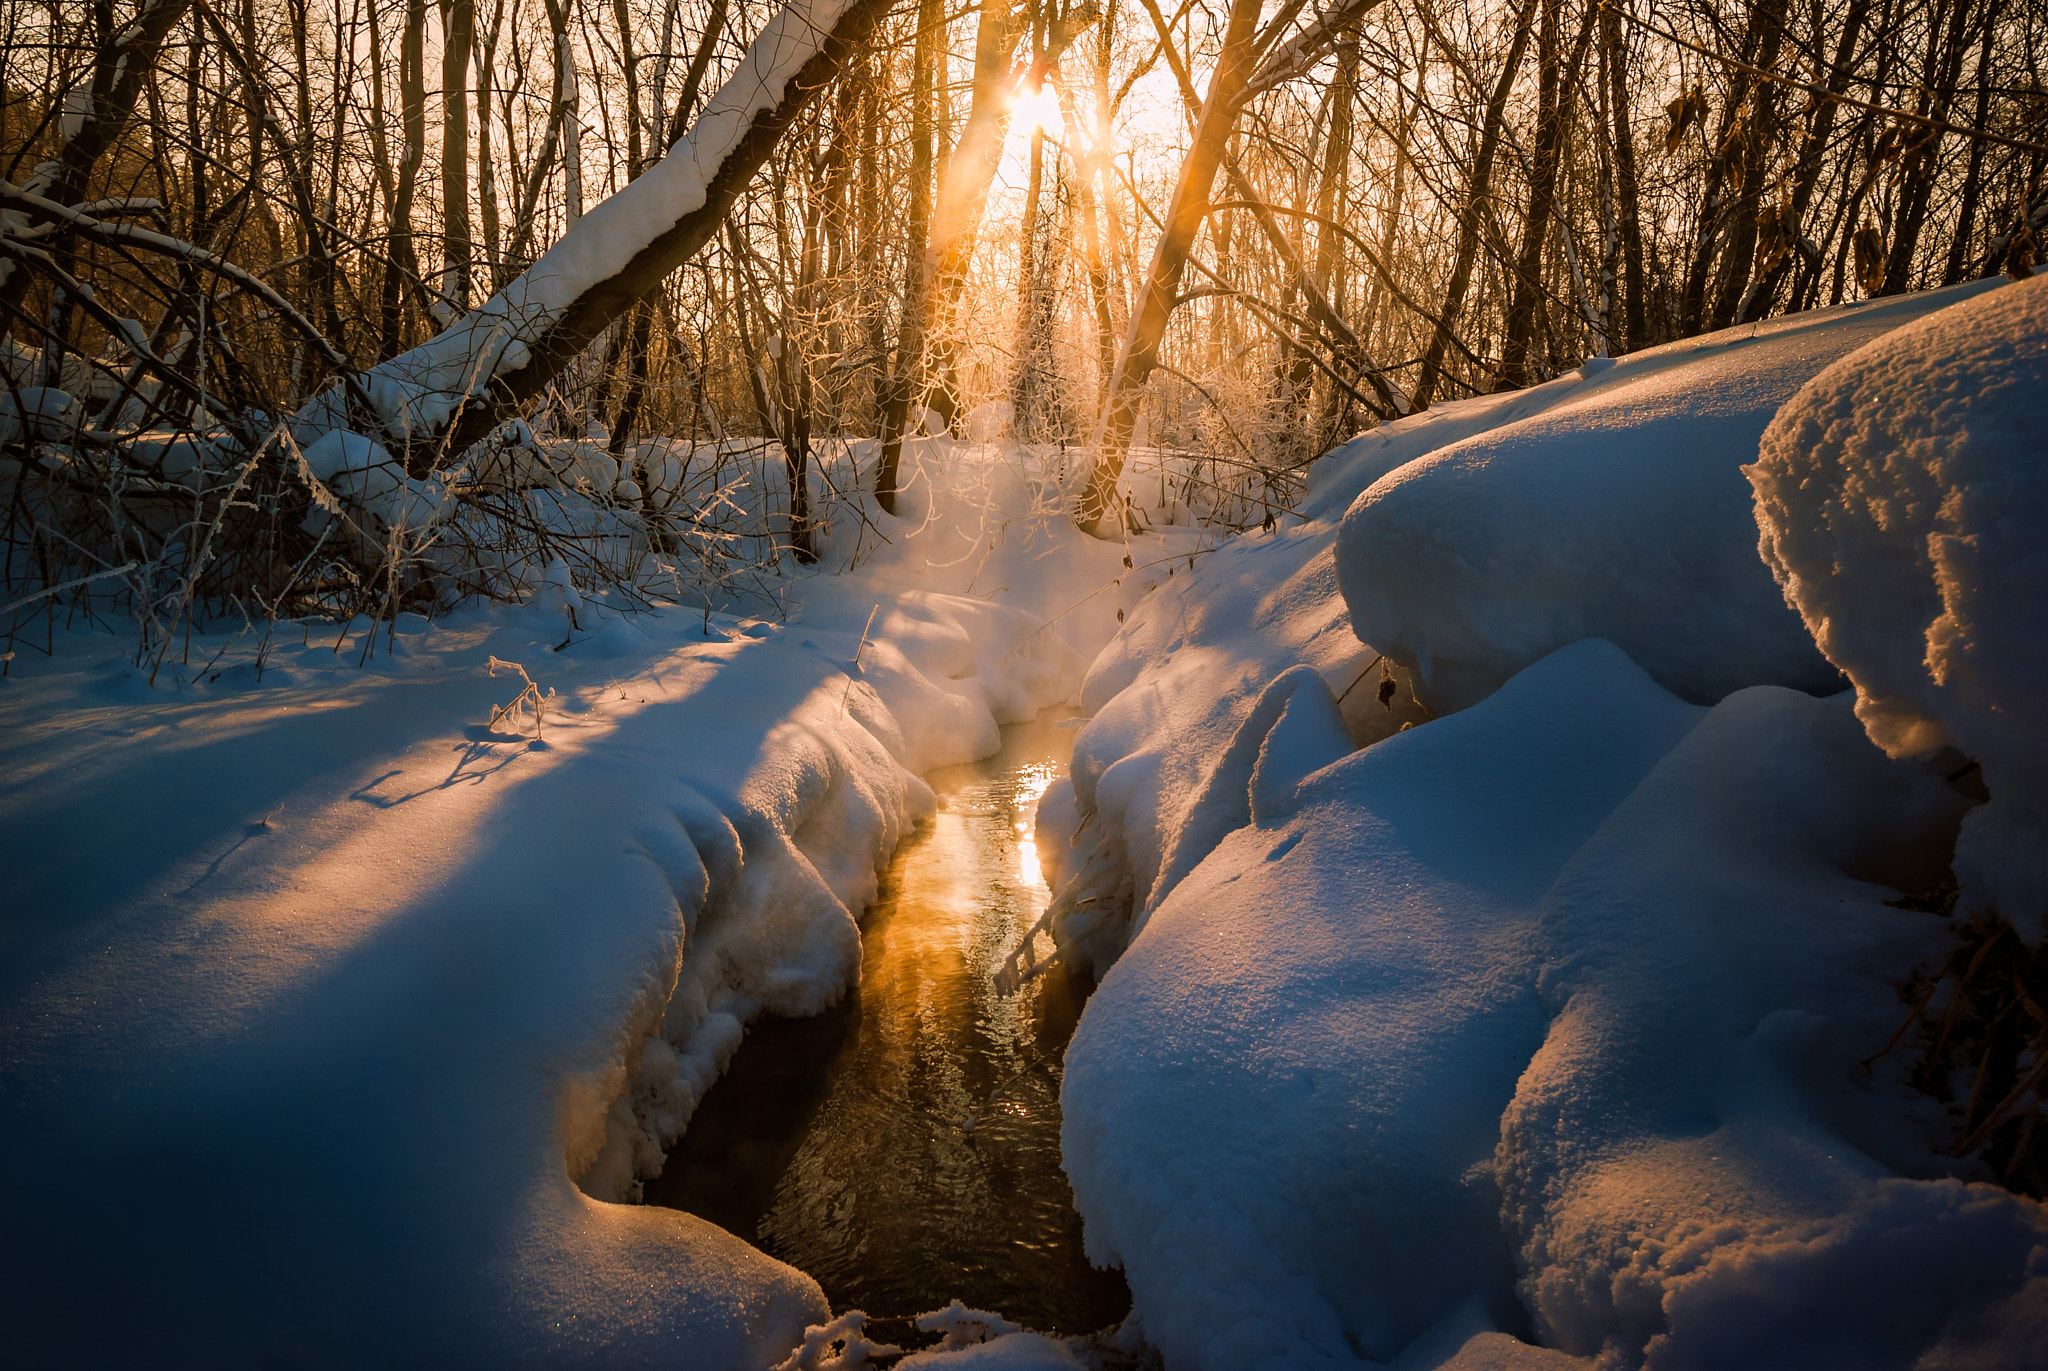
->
[[1011, 81, 1063, 137]]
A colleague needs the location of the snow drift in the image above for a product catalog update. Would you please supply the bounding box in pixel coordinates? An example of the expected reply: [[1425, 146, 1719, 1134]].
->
[[0, 444, 1200, 1366], [1043, 283, 2006, 983], [1751, 273, 2048, 940], [1044, 281, 2048, 1369], [1331, 283, 2005, 714]]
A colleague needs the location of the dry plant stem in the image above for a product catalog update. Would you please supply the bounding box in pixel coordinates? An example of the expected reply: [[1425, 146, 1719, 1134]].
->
[[487, 655, 556, 738], [0, 560, 140, 617], [147, 432, 269, 685], [838, 601, 877, 714]]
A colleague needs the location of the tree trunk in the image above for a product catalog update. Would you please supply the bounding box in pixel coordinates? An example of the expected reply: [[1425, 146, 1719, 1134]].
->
[[1297, 33, 1359, 435], [1785, 0, 1879, 314], [1078, 0, 1264, 534], [1139, 0, 1405, 419], [1413, 0, 1538, 409], [1600, 0, 1647, 351], [1943, 0, 2001, 284], [1055, 72, 1119, 414], [1013, 119, 1050, 435], [379, 0, 428, 361], [1678, 0, 1786, 336], [547, 0, 584, 226], [1499, 0, 1595, 388], [919, 0, 1037, 434], [1497, 0, 1560, 390], [440, 0, 476, 316], [476, 0, 506, 287], [1362, 31, 1422, 362], [873, 0, 942, 512], [1884, 0, 1978, 294]]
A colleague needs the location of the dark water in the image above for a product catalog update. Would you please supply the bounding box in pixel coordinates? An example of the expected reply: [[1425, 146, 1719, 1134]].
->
[[646, 712, 1129, 1336]]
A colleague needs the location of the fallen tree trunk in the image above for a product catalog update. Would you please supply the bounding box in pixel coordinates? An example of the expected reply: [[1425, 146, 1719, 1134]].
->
[[296, 0, 893, 465]]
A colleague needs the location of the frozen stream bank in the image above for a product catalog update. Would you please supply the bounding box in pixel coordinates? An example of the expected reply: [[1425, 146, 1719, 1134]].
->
[[648, 711, 1129, 1337]]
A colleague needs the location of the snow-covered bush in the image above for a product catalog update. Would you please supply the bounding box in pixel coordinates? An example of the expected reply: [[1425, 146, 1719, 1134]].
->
[[1751, 274, 2048, 938]]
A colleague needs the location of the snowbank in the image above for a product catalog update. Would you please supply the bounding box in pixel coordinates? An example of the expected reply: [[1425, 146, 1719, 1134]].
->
[[1042, 289, 2011, 981], [1499, 684, 2039, 1369], [1044, 282, 2047, 1368], [1751, 275, 2048, 939], [1039, 520, 1425, 976], [1062, 642, 1701, 1369], [1060, 651, 2040, 1369], [0, 446, 1198, 1365], [1332, 283, 2006, 714]]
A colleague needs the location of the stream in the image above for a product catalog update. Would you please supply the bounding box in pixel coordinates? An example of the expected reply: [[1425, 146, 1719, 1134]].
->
[[646, 710, 1129, 1338]]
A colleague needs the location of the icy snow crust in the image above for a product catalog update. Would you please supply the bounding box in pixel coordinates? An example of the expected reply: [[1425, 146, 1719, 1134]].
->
[[1048, 281, 2048, 1369], [1752, 274, 2048, 940], [0, 444, 1202, 1366]]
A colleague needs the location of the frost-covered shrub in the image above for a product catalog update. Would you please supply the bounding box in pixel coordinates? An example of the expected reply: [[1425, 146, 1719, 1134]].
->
[[1751, 275, 2048, 938]]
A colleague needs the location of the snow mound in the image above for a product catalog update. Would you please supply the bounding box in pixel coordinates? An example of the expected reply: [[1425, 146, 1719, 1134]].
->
[[1062, 642, 1701, 1370], [1500, 685, 2023, 1369], [1040, 522, 1424, 975], [0, 385, 79, 443], [1751, 274, 2048, 938], [1334, 284, 2011, 715], [1063, 646, 2035, 1369], [1046, 281, 2045, 1369], [1040, 287, 2012, 982]]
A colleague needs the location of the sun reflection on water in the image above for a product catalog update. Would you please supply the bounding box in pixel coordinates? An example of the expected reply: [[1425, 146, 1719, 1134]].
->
[[646, 711, 1127, 1333]]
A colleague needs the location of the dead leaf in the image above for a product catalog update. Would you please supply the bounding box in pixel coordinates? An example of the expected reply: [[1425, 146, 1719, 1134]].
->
[[2007, 220, 2038, 281], [1853, 225, 1889, 294], [1664, 86, 1709, 154], [1756, 203, 1796, 272]]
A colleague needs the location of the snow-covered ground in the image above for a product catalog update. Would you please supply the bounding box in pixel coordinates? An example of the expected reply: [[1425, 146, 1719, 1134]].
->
[[0, 441, 1201, 1366], [6, 279, 2045, 1370], [1045, 278, 2048, 1370]]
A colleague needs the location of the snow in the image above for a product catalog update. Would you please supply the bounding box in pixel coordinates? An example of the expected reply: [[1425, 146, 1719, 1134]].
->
[[1330, 281, 2008, 714], [899, 1332, 1089, 1369], [11, 274, 2048, 1367], [0, 445, 1199, 1365], [1041, 281, 2046, 1368], [1062, 642, 1705, 1369], [1498, 685, 2039, 1368], [1751, 274, 2048, 940], [0, 385, 80, 444]]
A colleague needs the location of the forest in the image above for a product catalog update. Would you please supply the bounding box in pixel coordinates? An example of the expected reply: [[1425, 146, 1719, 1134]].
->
[[5, 1, 2048, 1366], [1, 0, 2042, 638]]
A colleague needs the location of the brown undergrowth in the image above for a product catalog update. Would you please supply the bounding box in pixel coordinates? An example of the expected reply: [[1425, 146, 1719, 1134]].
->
[[1877, 875, 2048, 1198]]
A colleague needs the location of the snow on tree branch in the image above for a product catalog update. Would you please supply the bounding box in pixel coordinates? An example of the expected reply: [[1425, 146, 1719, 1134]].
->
[[297, 0, 892, 458]]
